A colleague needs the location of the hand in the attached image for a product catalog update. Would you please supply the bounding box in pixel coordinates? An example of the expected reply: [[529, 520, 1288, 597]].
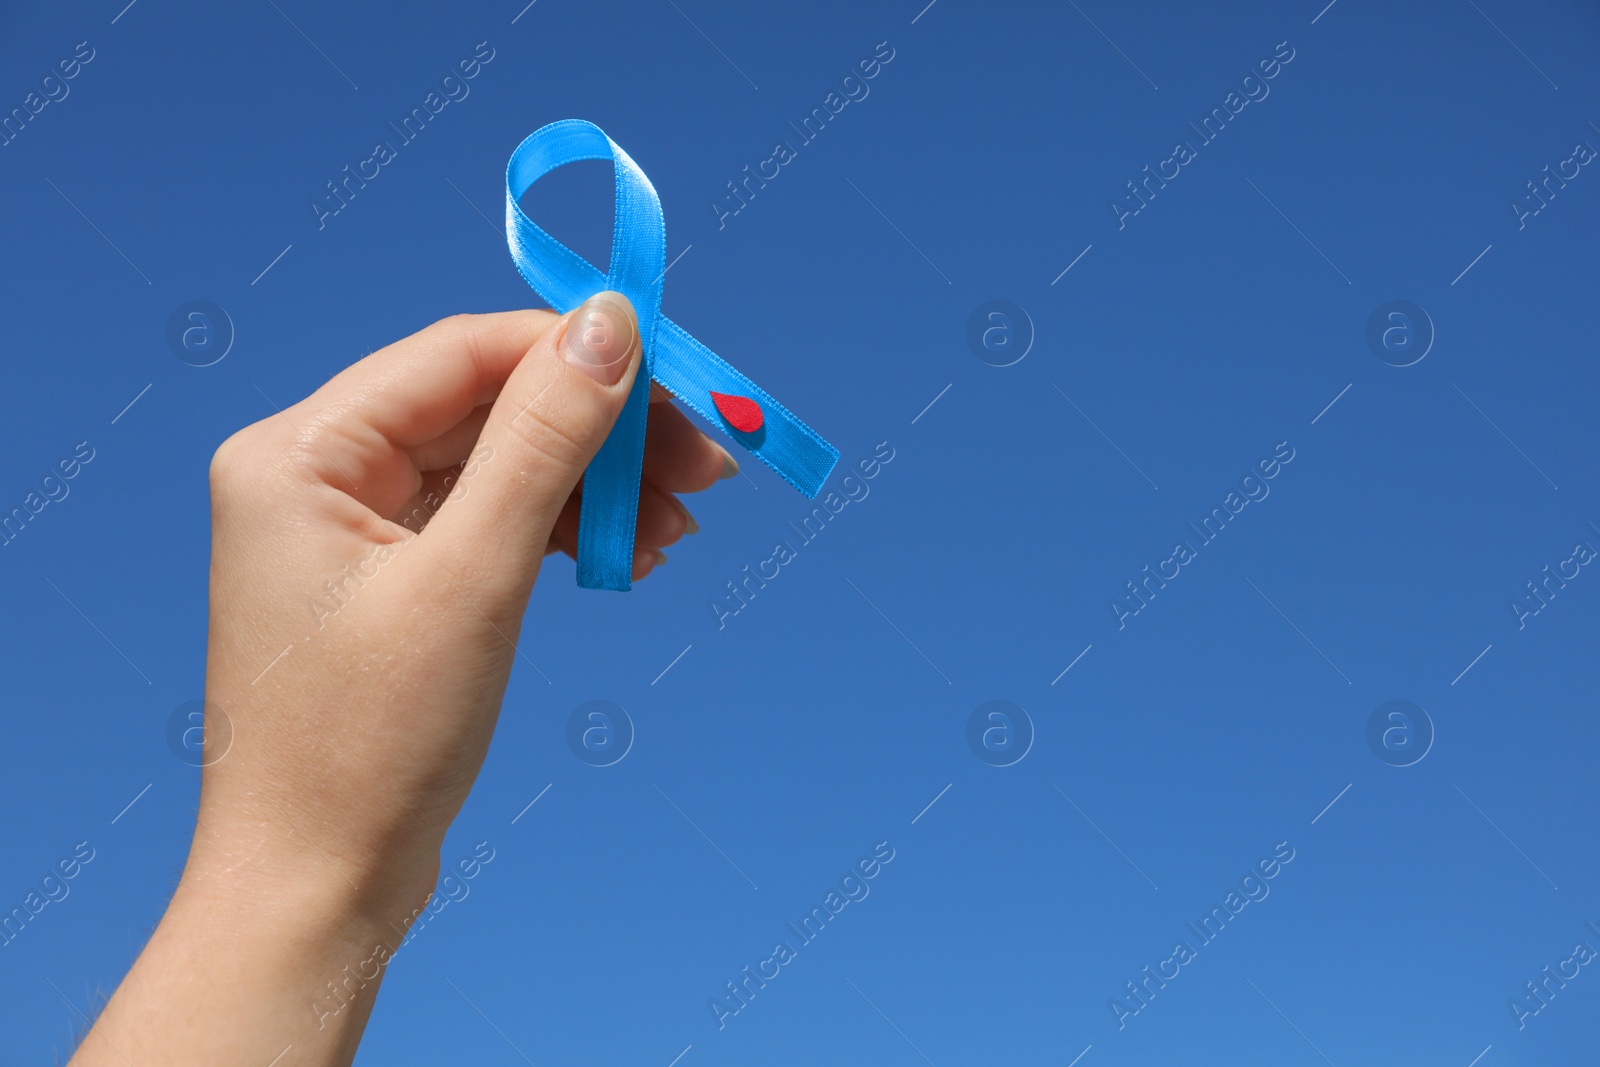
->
[[69, 294, 735, 1066]]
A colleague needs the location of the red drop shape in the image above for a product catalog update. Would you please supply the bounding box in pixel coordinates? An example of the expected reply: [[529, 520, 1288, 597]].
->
[[710, 391, 764, 434]]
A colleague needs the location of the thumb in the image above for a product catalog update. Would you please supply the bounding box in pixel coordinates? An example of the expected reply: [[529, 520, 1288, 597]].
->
[[419, 291, 642, 604]]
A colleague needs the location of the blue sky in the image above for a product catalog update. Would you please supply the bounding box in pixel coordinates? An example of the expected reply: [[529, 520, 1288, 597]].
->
[[2, 0, 1599, 1064]]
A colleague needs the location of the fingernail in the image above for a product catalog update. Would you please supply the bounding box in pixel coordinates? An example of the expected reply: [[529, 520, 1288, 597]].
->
[[562, 293, 636, 385], [718, 448, 740, 480], [664, 493, 699, 534], [653, 549, 668, 567]]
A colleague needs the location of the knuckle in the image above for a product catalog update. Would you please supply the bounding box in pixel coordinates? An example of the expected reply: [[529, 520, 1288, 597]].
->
[[422, 313, 482, 357], [435, 312, 479, 339], [503, 402, 595, 472], [209, 426, 262, 491], [210, 414, 331, 500]]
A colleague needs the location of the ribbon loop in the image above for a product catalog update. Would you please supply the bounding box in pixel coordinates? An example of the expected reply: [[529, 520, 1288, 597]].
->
[[506, 120, 838, 590]]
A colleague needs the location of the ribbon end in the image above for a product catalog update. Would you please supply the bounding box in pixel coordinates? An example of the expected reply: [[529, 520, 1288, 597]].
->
[[577, 564, 633, 592]]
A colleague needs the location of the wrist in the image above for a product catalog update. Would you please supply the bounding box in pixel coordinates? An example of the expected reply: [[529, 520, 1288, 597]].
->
[[175, 841, 437, 1044], [74, 831, 440, 1066], [181, 811, 441, 939], [186, 774, 446, 909]]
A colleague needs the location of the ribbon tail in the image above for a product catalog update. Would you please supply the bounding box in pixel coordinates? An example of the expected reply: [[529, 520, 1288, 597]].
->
[[575, 352, 653, 590], [654, 317, 839, 498]]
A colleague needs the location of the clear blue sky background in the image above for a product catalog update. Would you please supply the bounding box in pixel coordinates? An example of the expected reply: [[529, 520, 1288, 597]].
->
[[3, 0, 1598, 1063]]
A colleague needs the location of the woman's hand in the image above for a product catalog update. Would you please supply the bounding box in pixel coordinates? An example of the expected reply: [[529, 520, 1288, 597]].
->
[[69, 295, 735, 1066]]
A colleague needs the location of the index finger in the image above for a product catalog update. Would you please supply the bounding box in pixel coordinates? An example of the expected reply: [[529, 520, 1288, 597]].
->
[[306, 309, 560, 448]]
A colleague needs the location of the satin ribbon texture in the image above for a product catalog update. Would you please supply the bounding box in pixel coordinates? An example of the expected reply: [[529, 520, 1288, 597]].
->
[[505, 120, 839, 591]]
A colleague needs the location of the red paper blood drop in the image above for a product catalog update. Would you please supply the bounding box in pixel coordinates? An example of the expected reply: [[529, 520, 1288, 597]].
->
[[710, 391, 764, 433]]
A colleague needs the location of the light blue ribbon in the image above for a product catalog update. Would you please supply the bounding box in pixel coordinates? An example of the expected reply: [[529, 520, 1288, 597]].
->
[[505, 120, 839, 590]]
